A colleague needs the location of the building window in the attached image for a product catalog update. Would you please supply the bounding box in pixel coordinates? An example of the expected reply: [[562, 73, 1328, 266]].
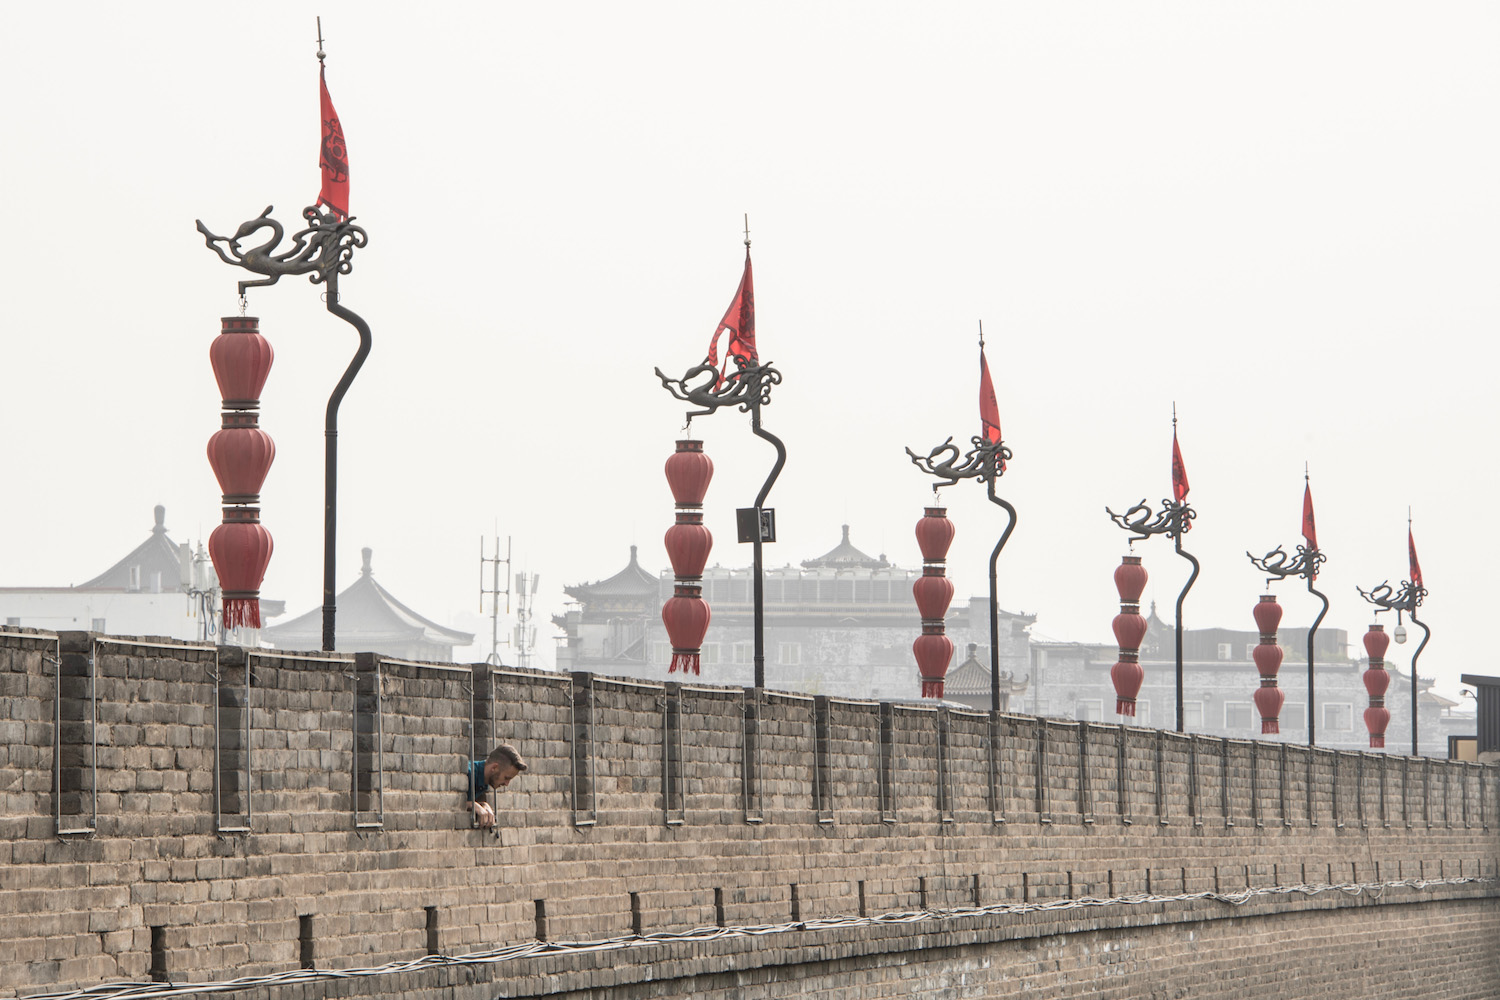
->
[[653, 642, 671, 667], [91, 618, 106, 634], [1183, 701, 1204, 729], [777, 643, 801, 665], [1324, 703, 1354, 732], [700, 643, 720, 666], [1245, 643, 1257, 660], [733, 642, 753, 664], [1134, 700, 1151, 727], [1075, 699, 1103, 722], [1282, 702, 1307, 730], [1224, 701, 1254, 732]]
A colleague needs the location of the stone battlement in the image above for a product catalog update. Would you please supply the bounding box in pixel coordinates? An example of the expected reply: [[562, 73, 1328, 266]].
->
[[1, 628, 1497, 997]]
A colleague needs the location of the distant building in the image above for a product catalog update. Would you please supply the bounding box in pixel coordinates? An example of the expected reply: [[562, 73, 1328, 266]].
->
[[264, 547, 473, 661], [1028, 603, 1464, 756], [0, 505, 278, 644], [553, 525, 1035, 702]]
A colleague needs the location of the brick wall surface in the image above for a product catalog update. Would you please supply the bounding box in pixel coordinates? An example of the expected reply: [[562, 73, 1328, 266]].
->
[[1, 628, 1497, 998]]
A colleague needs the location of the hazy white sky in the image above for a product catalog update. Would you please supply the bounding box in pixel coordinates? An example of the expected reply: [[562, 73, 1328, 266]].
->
[[1, 4, 1495, 695]]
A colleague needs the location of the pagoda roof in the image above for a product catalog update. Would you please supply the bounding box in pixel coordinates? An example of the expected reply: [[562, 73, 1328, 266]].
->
[[76, 505, 186, 592], [945, 643, 1028, 697], [801, 525, 888, 570], [263, 548, 472, 650], [563, 546, 658, 601]]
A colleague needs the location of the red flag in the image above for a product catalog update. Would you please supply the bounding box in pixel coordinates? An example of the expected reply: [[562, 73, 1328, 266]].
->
[[979, 348, 1001, 445], [1409, 528, 1423, 590], [1301, 482, 1318, 551], [1171, 428, 1189, 502], [317, 66, 349, 219], [704, 251, 756, 380]]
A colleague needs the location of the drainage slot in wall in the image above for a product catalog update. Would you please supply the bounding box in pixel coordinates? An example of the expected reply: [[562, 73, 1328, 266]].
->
[[534, 899, 548, 941], [630, 892, 643, 936], [149, 926, 167, 983], [714, 887, 725, 928], [425, 906, 439, 956], [298, 915, 314, 970]]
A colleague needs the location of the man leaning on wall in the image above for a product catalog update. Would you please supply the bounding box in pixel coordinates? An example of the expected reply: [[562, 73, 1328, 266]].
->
[[467, 743, 527, 828]]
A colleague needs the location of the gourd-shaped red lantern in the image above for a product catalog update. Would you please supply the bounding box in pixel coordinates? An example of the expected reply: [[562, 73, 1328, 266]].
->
[[913, 507, 956, 698], [1110, 555, 1148, 716], [1363, 623, 1392, 748], [1251, 594, 1285, 734], [207, 316, 275, 629], [663, 440, 713, 674]]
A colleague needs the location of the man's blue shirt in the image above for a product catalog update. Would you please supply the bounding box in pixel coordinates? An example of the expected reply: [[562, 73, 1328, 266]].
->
[[468, 760, 488, 802]]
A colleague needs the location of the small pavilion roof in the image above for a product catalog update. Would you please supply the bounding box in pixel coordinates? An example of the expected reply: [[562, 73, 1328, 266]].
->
[[76, 505, 186, 591], [563, 546, 659, 602], [801, 525, 888, 570], [263, 548, 471, 650]]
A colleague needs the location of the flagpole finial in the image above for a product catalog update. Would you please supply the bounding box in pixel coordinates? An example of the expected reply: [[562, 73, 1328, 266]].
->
[[743, 213, 751, 251], [316, 16, 326, 65], [978, 319, 985, 349], [1172, 401, 1177, 428]]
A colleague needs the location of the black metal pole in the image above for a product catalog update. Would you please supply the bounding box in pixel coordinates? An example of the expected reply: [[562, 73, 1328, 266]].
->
[[320, 270, 373, 651], [1173, 523, 1200, 733], [986, 476, 1017, 714], [1305, 574, 1329, 746], [749, 403, 786, 690], [1409, 611, 1430, 756]]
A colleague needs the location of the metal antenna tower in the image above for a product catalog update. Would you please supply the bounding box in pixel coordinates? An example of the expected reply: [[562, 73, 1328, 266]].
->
[[479, 535, 512, 666], [513, 571, 541, 670]]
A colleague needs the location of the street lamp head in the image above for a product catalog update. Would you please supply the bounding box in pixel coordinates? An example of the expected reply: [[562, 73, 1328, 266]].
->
[[1393, 624, 1408, 644]]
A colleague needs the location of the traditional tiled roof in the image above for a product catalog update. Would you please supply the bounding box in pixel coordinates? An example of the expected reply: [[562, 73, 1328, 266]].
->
[[263, 548, 471, 650], [76, 505, 186, 592], [563, 546, 658, 602], [801, 525, 888, 570]]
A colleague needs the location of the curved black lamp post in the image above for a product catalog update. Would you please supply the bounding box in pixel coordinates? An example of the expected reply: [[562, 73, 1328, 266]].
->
[[195, 204, 370, 651], [1356, 579, 1430, 756], [1104, 497, 1198, 731], [905, 432, 1015, 713], [1246, 543, 1328, 744]]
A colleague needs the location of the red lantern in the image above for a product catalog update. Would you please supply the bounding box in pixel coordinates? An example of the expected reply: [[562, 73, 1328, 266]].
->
[[915, 506, 956, 562], [1251, 594, 1284, 734], [914, 628, 954, 699], [210, 316, 275, 405], [1110, 555, 1148, 716], [913, 508, 955, 698], [207, 316, 275, 632], [663, 440, 713, 674], [662, 588, 712, 674], [1363, 623, 1391, 748], [665, 439, 714, 506], [209, 508, 273, 628]]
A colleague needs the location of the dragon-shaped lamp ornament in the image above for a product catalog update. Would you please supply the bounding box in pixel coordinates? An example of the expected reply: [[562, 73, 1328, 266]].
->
[[654, 223, 784, 688], [1356, 576, 1429, 756], [1103, 411, 1199, 731], [905, 326, 1015, 709], [1246, 469, 1328, 744]]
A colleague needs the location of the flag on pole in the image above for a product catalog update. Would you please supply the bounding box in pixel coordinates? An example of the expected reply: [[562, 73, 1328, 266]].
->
[[979, 348, 1001, 446], [704, 251, 756, 382], [318, 66, 349, 219], [1409, 527, 1423, 590], [1171, 428, 1189, 502], [1301, 482, 1318, 551]]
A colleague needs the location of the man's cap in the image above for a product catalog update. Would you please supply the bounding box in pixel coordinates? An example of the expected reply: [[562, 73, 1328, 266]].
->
[[487, 744, 528, 772]]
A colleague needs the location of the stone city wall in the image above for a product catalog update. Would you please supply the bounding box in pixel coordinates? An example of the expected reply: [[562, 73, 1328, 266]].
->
[[1, 628, 1497, 998]]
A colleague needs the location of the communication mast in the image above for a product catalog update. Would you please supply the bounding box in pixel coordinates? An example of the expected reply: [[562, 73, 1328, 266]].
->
[[513, 571, 540, 669], [479, 535, 511, 666]]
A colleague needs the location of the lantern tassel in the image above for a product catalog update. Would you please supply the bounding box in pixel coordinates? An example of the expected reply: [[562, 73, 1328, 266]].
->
[[922, 679, 944, 698], [222, 597, 261, 630], [1116, 698, 1136, 717], [1261, 719, 1279, 735], [1370, 735, 1384, 749], [669, 652, 700, 675]]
